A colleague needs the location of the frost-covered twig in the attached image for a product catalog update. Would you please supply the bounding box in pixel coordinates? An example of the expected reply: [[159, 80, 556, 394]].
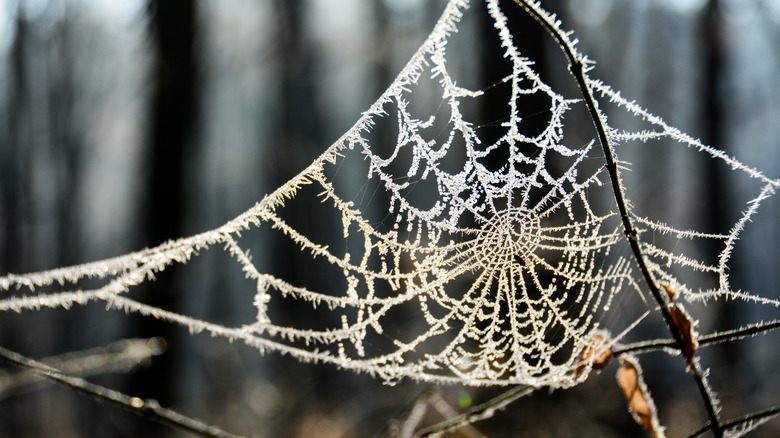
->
[[0, 345, 243, 438], [509, 0, 723, 435], [613, 318, 780, 356], [414, 386, 533, 437], [0, 337, 164, 397], [689, 405, 780, 438]]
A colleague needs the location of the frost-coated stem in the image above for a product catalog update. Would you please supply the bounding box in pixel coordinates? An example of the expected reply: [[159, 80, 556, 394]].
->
[[415, 386, 534, 437], [0, 345, 243, 438], [510, 1, 723, 435], [613, 318, 780, 355], [689, 405, 780, 437]]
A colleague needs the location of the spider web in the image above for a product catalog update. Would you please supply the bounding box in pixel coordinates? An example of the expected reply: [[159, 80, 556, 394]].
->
[[1, 0, 778, 394]]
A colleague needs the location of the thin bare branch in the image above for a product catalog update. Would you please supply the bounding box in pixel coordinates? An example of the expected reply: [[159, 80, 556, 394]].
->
[[700, 319, 780, 346], [0, 345, 244, 438], [509, 1, 723, 435], [0, 337, 164, 398], [414, 386, 533, 437], [689, 405, 780, 438], [613, 318, 780, 356]]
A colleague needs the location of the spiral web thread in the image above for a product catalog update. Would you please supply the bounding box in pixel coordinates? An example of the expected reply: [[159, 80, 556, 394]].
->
[[1, 0, 778, 393]]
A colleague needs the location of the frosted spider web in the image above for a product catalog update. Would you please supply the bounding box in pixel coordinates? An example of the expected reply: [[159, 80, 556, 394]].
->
[[1, 0, 778, 393]]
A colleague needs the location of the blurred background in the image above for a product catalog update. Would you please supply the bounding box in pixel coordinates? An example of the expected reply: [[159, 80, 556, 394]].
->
[[0, 0, 779, 437]]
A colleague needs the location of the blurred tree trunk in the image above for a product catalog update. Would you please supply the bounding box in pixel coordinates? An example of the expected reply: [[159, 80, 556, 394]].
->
[[2, 12, 29, 276], [701, 0, 741, 365], [50, 14, 80, 269], [146, 1, 197, 245], [136, 1, 198, 433], [267, 2, 336, 434], [702, 0, 726, 259], [0, 13, 30, 438]]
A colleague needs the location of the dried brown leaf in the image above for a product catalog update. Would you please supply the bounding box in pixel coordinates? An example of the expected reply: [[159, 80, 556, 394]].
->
[[658, 282, 699, 371], [573, 330, 612, 380], [617, 356, 665, 438], [660, 283, 677, 302], [669, 303, 699, 372]]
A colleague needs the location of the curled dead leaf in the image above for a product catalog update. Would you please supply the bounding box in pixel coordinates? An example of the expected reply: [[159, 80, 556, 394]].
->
[[617, 356, 665, 438], [669, 303, 699, 372], [658, 282, 699, 371], [660, 283, 677, 302], [573, 330, 612, 380]]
